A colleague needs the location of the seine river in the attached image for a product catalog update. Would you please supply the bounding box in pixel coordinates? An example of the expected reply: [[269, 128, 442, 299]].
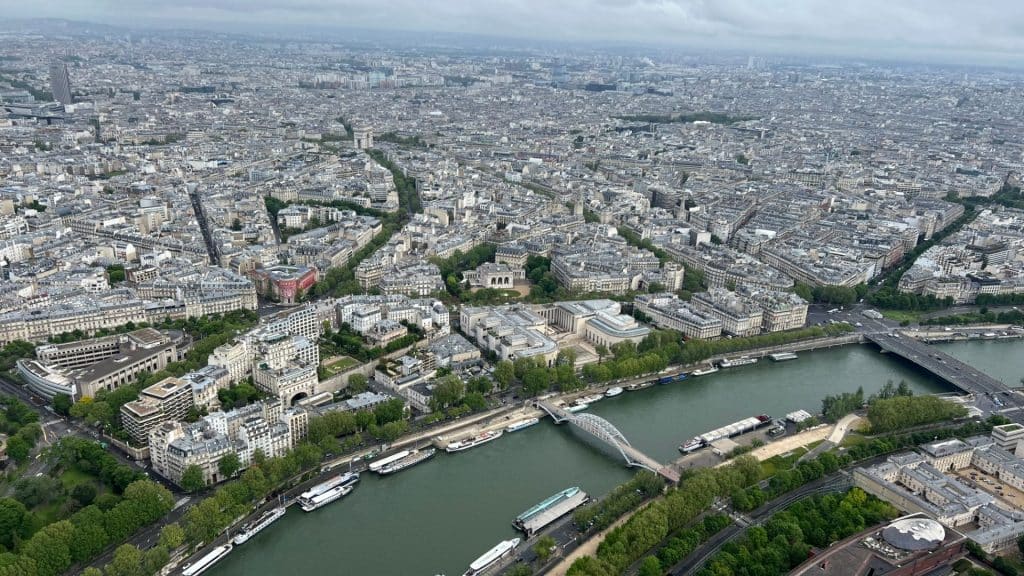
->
[[210, 340, 1017, 576]]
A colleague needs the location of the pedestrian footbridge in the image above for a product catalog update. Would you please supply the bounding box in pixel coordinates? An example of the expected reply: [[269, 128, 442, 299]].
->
[[537, 401, 680, 483]]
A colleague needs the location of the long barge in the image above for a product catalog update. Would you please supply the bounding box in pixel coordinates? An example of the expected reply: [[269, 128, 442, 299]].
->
[[298, 471, 360, 502], [689, 365, 719, 377], [718, 356, 758, 368], [463, 538, 521, 576], [368, 450, 412, 473], [181, 544, 233, 576], [299, 484, 354, 512], [679, 414, 773, 453], [655, 371, 688, 385], [506, 417, 540, 433], [232, 506, 285, 545], [513, 486, 590, 536], [446, 430, 503, 453], [377, 448, 436, 475]]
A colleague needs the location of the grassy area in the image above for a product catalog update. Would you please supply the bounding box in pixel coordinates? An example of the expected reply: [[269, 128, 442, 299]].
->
[[760, 448, 807, 477], [839, 433, 870, 449], [33, 501, 64, 527], [880, 309, 922, 323], [59, 467, 96, 491], [320, 356, 360, 377]]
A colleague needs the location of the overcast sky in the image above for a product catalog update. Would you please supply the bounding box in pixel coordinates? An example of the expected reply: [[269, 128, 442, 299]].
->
[[3, 0, 1023, 65]]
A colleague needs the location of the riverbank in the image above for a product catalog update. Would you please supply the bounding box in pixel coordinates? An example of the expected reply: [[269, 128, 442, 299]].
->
[[194, 336, 989, 576]]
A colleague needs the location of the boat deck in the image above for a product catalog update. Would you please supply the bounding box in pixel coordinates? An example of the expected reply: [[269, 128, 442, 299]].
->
[[518, 491, 589, 535]]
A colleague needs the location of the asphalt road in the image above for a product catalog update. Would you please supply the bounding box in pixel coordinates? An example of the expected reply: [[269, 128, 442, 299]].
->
[[869, 333, 1018, 399]]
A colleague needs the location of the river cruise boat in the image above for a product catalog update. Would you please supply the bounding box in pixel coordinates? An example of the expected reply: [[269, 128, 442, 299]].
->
[[690, 365, 719, 377], [377, 448, 436, 476], [299, 484, 354, 512], [182, 544, 233, 576], [446, 430, 503, 453], [566, 402, 589, 413], [718, 356, 758, 368], [506, 417, 540, 433], [462, 538, 521, 576], [298, 472, 359, 503], [368, 450, 412, 473], [232, 507, 286, 545]]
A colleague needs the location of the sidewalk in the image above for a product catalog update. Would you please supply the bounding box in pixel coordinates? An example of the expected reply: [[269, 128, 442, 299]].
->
[[546, 506, 644, 576]]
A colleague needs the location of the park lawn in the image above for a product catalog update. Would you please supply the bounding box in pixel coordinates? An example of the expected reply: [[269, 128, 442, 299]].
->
[[321, 356, 359, 377], [840, 432, 870, 449], [880, 309, 922, 324], [59, 466, 108, 498], [33, 500, 65, 527], [59, 466, 95, 491], [760, 447, 808, 478]]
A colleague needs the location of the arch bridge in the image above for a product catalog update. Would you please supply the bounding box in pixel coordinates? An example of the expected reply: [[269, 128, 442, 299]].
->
[[537, 401, 680, 483]]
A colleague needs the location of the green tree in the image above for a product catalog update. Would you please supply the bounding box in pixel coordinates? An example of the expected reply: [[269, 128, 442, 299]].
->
[[159, 522, 185, 550], [52, 393, 73, 416], [0, 498, 32, 549], [375, 420, 408, 442], [68, 505, 109, 563], [183, 498, 227, 545], [867, 395, 968, 433], [180, 465, 206, 493], [218, 453, 242, 479], [533, 535, 558, 562], [13, 475, 63, 508], [21, 520, 75, 576], [5, 435, 30, 463], [506, 566, 534, 576], [83, 568, 104, 576], [143, 545, 170, 575], [793, 283, 813, 302], [105, 543, 144, 576], [372, 399, 406, 425], [467, 376, 493, 395], [123, 480, 174, 522], [639, 556, 662, 576], [494, 360, 514, 389], [71, 482, 98, 506], [430, 374, 465, 410], [106, 265, 126, 284], [463, 392, 487, 411], [239, 468, 270, 500], [522, 366, 551, 397], [347, 373, 369, 393]]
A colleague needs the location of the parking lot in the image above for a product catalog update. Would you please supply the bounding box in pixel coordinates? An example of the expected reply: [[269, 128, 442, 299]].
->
[[953, 467, 1024, 509]]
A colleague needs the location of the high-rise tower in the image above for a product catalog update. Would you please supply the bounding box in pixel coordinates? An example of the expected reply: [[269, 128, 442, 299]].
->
[[49, 60, 72, 106]]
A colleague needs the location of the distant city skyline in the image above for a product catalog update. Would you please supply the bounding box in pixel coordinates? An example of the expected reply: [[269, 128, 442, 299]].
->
[[1, 0, 1022, 67]]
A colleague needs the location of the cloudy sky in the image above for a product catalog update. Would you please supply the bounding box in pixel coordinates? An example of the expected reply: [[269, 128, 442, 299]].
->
[[4, 0, 1023, 65]]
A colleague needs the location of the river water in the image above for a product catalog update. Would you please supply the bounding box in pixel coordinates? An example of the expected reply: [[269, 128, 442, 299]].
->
[[210, 341, 1015, 576]]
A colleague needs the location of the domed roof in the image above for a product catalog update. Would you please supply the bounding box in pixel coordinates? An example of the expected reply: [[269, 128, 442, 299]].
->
[[882, 517, 945, 551]]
